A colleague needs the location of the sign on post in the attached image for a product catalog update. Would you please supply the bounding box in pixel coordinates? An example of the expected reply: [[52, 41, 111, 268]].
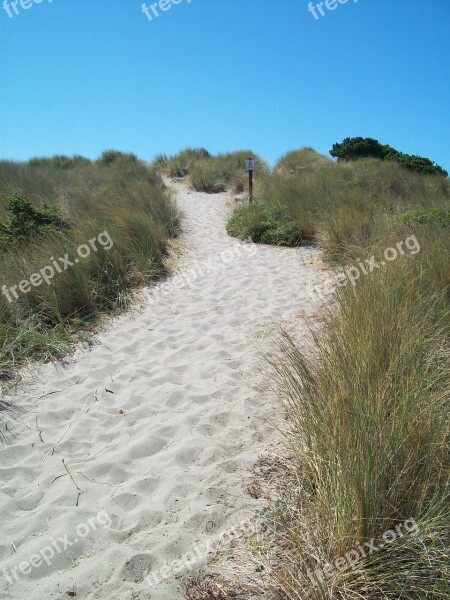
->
[[246, 158, 255, 171], [246, 157, 255, 203]]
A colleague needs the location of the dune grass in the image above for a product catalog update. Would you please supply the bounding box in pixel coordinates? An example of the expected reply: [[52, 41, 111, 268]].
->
[[155, 147, 269, 194], [230, 151, 449, 598], [276, 147, 333, 174], [0, 152, 179, 380], [265, 224, 449, 598], [227, 158, 449, 260], [2, 146, 448, 597], [157, 147, 212, 179]]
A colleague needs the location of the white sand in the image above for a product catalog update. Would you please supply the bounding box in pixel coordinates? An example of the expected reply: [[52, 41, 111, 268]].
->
[[0, 181, 324, 600]]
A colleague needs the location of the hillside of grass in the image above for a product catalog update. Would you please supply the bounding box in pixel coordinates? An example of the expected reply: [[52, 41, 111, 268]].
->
[[276, 147, 333, 174], [227, 157, 449, 260], [0, 152, 179, 380], [228, 150, 449, 598], [154, 147, 269, 194]]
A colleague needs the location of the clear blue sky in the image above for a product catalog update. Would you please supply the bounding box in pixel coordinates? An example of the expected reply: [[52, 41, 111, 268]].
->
[[1, 0, 449, 169]]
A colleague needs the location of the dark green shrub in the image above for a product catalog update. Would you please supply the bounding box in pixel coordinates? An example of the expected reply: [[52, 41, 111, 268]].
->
[[330, 137, 392, 161], [330, 137, 448, 177], [394, 153, 449, 177], [0, 194, 68, 249]]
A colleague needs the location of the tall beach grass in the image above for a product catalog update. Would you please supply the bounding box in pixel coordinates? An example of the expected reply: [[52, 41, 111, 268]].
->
[[227, 157, 449, 260], [155, 147, 269, 194], [226, 150, 449, 598], [264, 225, 449, 598], [0, 152, 180, 380]]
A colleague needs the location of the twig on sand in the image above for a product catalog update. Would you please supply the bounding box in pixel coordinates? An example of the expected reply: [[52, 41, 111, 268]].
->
[[77, 472, 116, 487], [42, 391, 97, 462], [34, 380, 80, 404], [62, 459, 83, 493], [42, 421, 72, 463], [161, 440, 175, 452], [48, 459, 83, 494], [77, 444, 109, 467], [47, 445, 108, 494], [35, 416, 44, 443]]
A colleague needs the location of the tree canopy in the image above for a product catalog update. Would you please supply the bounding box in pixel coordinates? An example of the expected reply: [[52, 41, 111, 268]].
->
[[330, 137, 448, 177]]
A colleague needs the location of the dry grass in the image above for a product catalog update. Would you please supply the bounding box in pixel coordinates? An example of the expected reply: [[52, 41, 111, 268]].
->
[[0, 152, 180, 380], [258, 226, 449, 598], [276, 147, 333, 174], [227, 150, 449, 599], [227, 157, 449, 260], [184, 576, 244, 600], [155, 148, 269, 195]]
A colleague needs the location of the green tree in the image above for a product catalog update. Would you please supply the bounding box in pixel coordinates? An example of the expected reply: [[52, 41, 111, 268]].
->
[[330, 137, 448, 177], [330, 137, 392, 161], [394, 153, 448, 177]]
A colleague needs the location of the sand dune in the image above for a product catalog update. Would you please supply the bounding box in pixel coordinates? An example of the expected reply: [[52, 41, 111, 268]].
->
[[0, 180, 324, 600]]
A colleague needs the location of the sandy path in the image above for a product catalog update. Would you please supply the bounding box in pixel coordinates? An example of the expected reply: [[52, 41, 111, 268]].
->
[[0, 181, 323, 600]]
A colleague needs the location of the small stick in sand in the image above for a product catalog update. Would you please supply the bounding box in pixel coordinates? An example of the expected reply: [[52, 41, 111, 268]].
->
[[34, 380, 80, 404], [42, 421, 72, 463], [48, 445, 108, 491], [35, 417, 44, 443], [42, 390, 96, 462], [62, 459, 83, 493]]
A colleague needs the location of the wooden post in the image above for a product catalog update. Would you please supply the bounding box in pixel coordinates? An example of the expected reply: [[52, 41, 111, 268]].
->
[[246, 157, 255, 203]]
